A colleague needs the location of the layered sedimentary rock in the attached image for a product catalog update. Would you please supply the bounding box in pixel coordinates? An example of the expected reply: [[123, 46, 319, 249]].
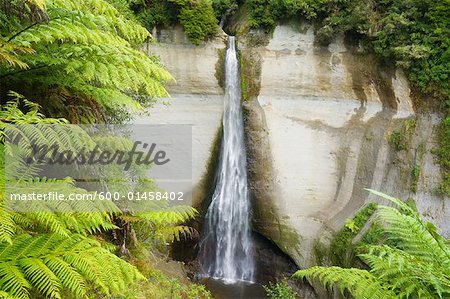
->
[[138, 24, 449, 268], [135, 26, 227, 206], [243, 24, 448, 267]]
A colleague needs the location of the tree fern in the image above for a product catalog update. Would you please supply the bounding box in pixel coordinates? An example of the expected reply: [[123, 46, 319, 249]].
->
[[294, 190, 450, 299], [0, 94, 200, 297], [0, 38, 34, 70], [0, 234, 144, 298], [294, 267, 396, 298], [368, 189, 450, 269], [0, 97, 132, 297], [1, 0, 173, 121], [123, 203, 198, 244], [360, 245, 448, 298]]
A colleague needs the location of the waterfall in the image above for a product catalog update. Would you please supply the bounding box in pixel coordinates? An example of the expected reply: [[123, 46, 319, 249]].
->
[[198, 36, 254, 284]]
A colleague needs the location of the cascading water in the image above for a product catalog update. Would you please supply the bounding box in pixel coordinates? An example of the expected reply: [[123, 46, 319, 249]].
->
[[198, 36, 254, 284]]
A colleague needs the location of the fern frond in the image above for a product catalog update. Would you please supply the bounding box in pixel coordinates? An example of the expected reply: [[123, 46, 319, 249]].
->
[[0, 202, 16, 244], [156, 225, 198, 242], [136, 205, 198, 226], [367, 189, 450, 269], [360, 245, 449, 298], [2, 0, 172, 114], [0, 234, 144, 299], [294, 267, 396, 298]]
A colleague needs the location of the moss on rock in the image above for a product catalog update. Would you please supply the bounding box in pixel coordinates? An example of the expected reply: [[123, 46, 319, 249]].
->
[[239, 48, 262, 101], [214, 47, 226, 91]]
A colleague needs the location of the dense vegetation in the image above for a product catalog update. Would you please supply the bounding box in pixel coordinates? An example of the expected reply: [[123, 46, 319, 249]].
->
[[296, 190, 450, 298], [0, 0, 172, 123], [263, 280, 297, 299], [245, 0, 450, 105], [1, 0, 449, 298], [128, 0, 218, 45], [327, 202, 379, 267]]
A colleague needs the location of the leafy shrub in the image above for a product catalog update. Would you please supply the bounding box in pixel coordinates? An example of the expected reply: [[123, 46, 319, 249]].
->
[[211, 0, 238, 21], [330, 202, 378, 267], [371, 0, 450, 104], [129, 0, 218, 45], [389, 131, 408, 151], [263, 280, 297, 299], [247, 0, 333, 33], [247, 0, 279, 32], [178, 0, 218, 45], [130, 0, 180, 29]]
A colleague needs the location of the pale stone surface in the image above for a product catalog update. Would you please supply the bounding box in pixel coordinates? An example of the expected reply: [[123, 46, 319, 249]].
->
[[134, 95, 223, 205], [135, 28, 226, 205], [144, 25, 227, 95], [136, 24, 448, 269], [249, 24, 448, 267]]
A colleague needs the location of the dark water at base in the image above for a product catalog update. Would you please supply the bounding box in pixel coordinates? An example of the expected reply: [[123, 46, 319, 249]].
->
[[202, 278, 267, 299]]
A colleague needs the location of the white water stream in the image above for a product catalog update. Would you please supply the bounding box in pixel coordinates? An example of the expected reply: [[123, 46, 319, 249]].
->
[[198, 36, 254, 283]]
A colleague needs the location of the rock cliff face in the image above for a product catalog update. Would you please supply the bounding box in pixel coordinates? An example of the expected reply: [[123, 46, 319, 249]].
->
[[135, 26, 227, 207], [242, 24, 449, 267], [139, 24, 449, 268]]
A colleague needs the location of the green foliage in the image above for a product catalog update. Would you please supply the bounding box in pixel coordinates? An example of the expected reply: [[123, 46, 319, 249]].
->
[[178, 0, 218, 45], [240, 50, 261, 100], [211, 0, 238, 21], [247, 0, 278, 32], [0, 97, 137, 298], [295, 266, 396, 298], [433, 117, 450, 195], [330, 202, 378, 267], [0, 0, 172, 122], [263, 280, 297, 299], [389, 131, 408, 151], [124, 250, 212, 299], [410, 163, 421, 193], [370, 0, 450, 103], [129, 204, 198, 247], [106, 0, 137, 19], [247, 0, 332, 32], [129, 0, 218, 45], [410, 142, 426, 194], [130, 0, 179, 30], [0, 95, 199, 298], [0, 234, 144, 299], [389, 118, 417, 152], [295, 189, 450, 299], [0, 1, 200, 297], [244, 0, 450, 105]]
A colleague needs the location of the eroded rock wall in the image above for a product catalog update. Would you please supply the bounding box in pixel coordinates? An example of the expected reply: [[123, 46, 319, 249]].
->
[[137, 24, 449, 270], [135, 26, 227, 207], [242, 24, 449, 267]]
